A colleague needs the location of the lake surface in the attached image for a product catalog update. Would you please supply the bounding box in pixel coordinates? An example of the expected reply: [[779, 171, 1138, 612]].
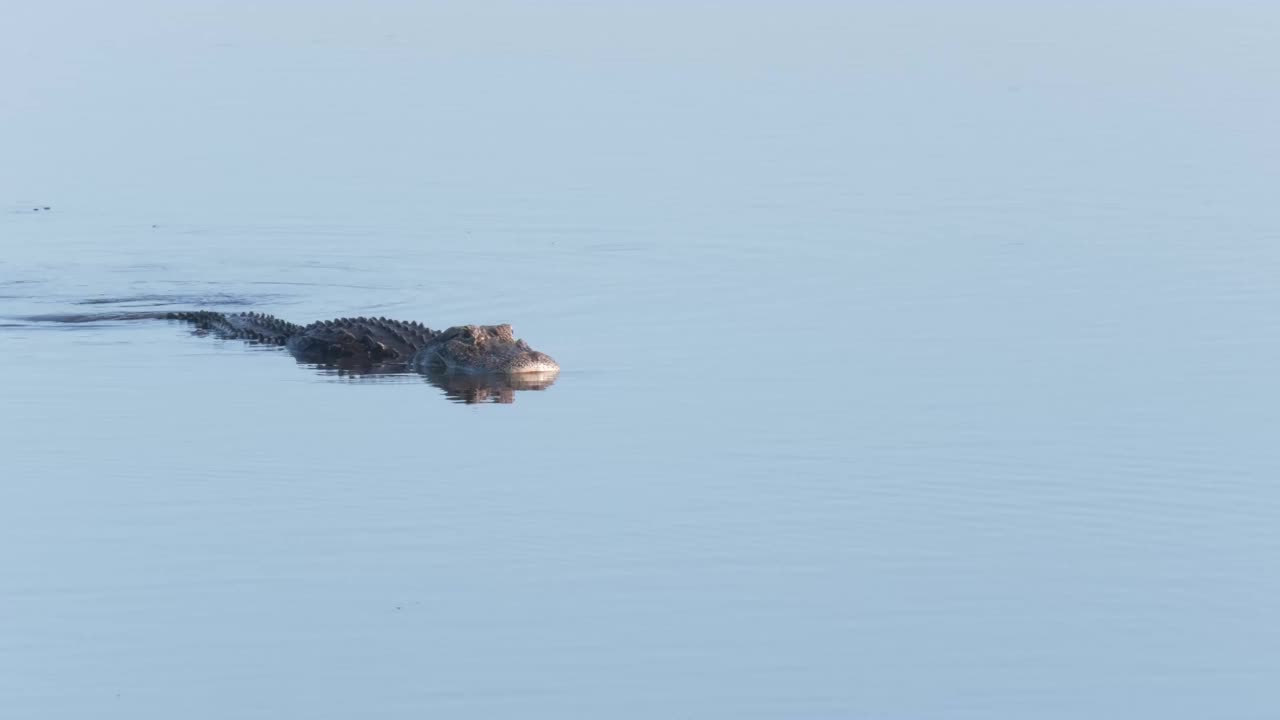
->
[[3, 2, 1280, 717]]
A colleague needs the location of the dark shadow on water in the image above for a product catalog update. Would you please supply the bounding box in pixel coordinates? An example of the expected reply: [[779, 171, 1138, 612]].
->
[[303, 359, 558, 404], [423, 369, 558, 404]]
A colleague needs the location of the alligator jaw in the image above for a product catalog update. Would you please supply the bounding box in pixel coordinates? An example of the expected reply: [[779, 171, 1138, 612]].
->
[[420, 348, 559, 375], [506, 351, 560, 375]]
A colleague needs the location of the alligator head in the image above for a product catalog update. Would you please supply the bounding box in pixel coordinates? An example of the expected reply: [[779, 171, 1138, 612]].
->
[[418, 324, 560, 375]]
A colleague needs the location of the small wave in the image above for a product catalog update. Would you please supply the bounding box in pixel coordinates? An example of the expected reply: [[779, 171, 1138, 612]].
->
[[75, 293, 272, 307]]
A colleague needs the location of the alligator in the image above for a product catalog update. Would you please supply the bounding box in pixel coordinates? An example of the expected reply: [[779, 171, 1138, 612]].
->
[[26, 310, 560, 396]]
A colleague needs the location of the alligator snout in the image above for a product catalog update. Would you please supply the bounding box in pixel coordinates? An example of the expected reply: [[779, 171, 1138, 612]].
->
[[506, 350, 560, 374]]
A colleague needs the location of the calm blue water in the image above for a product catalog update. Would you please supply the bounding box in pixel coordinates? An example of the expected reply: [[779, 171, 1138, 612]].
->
[[3, 2, 1280, 717]]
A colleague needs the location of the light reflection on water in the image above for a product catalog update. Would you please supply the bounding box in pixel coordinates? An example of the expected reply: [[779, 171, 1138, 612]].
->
[[309, 366, 559, 404]]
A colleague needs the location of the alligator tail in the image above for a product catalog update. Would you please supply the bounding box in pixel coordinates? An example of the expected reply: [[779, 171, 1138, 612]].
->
[[163, 311, 302, 345], [22, 310, 303, 345]]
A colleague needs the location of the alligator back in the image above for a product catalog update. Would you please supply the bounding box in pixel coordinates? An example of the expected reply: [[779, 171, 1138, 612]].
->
[[286, 316, 437, 365]]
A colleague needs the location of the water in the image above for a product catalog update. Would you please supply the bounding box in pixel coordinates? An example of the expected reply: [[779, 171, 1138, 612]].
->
[[3, 2, 1280, 717]]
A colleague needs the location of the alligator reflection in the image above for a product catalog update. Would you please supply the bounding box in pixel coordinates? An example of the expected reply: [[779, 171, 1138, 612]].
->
[[303, 357, 558, 404], [424, 369, 558, 404]]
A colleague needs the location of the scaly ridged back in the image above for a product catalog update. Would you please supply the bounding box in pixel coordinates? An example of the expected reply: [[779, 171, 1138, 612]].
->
[[165, 310, 302, 345], [288, 316, 437, 363]]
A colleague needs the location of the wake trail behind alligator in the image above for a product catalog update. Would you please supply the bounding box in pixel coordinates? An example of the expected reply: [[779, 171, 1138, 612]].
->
[[19, 312, 182, 324]]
